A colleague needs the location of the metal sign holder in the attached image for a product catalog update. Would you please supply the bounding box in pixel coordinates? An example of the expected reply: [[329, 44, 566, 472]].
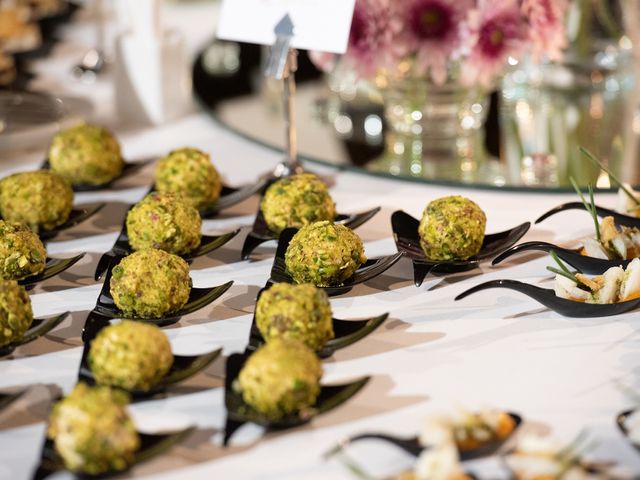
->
[[264, 14, 304, 177]]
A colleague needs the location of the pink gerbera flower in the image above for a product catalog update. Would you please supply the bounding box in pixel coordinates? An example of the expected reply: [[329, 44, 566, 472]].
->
[[344, 0, 406, 78], [462, 0, 529, 87], [403, 0, 474, 84], [521, 0, 568, 61]]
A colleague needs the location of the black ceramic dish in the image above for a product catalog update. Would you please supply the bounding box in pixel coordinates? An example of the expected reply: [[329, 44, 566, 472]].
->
[[11, 204, 104, 241], [21, 254, 86, 290], [536, 202, 640, 228], [455, 279, 640, 318], [0, 312, 69, 357], [391, 211, 531, 287], [223, 352, 370, 445], [32, 426, 195, 480], [269, 228, 404, 296], [94, 213, 240, 280], [247, 287, 389, 358], [78, 312, 222, 398], [83, 262, 234, 337], [41, 158, 152, 192], [616, 409, 640, 453], [492, 241, 630, 275], [333, 412, 522, 461], [0, 389, 26, 412], [240, 206, 381, 260]]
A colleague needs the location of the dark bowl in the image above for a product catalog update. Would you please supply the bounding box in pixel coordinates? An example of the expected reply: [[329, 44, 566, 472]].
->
[[78, 312, 222, 398], [21, 254, 86, 290], [0, 389, 26, 412], [0, 312, 69, 357], [94, 212, 240, 280], [391, 211, 531, 287], [455, 279, 640, 318], [192, 178, 269, 219], [616, 409, 640, 453], [536, 202, 640, 228], [41, 158, 153, 192], [83, 262, 234, 337], [11, 204, 104, 241], [491, 241, 630, 275], [247, 286, 388, 358], [32, 425, 194, 480], [241, 206, 381, 260], [330, 412, 522, 461], [269, 228, 404, 296], [223, 352, 370, 445]]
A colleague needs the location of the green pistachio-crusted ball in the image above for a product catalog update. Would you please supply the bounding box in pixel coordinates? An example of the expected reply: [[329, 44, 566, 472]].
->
[[0, 220, 46, 280], [418, 196, 486, 261], [154, 147, 222, 209], [89, 320, 173, 391], [47, 383, 139, 475], [284, 221, 366, 287], [109, 249, 191, 318], [0, 170, 73, 232], [256, 283, 334, 350], [48, 123, 124, 186], [0, 279, 33, 347], [126, 192, 201, 255], [236, 338, 322, 420], [260, 173, 336, 235]]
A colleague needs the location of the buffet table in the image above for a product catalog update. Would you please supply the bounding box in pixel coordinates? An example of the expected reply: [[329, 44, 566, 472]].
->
[[2, 2, 640, 479]]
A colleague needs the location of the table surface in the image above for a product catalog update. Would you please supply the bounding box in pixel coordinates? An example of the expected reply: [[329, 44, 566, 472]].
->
[[2, 2, 640, 480]]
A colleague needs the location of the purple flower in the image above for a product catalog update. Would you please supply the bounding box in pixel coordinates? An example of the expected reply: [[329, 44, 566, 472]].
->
[[343, 0, 406, 78], [521, 0, 568, 61], [403, 0, 474, 84], [463, 0, 529, 87]]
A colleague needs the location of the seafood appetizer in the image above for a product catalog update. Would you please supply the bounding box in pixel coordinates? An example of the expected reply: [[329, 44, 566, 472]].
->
[[418, 195, 486, 261], [504, 432, 612, 479], [260, 173, 336, 234], [285, 221, 367, 287], [255, 283, 334, 351], [154, 147, 222, 210], [48, 123, 123, 186], [552, 254, 640, 304], [394, 444, 472, 480]]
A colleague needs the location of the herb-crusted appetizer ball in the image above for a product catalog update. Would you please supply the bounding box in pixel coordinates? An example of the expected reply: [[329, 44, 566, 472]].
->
[[260, 173, 336, 234], [0, 170, 73, 232], [48, 123, 124, 186], [126, 192, 201, 255], [256, 283, 333, 350], [418, 196, 486, 261], [89, 320, 173, 391], [110, 249, 191, 318], [236, 338, 322, 420], [47, 383, 139, 475], [154, 147, 222, 209], [0, 280, 33, 347], [0, 220, 46, 280], [285, 221, 366, 287]]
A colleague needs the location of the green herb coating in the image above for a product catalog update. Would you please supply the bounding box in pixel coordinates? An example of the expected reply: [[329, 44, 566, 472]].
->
[[285, 221, 367, 287], [0, 170, 73, 232]]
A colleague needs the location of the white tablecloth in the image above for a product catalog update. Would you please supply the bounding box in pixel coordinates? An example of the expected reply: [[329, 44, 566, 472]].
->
[[2, 2, 640, 479]]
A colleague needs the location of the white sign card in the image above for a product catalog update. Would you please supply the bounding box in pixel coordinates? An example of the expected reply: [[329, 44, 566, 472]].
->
[[216, 0, 356, 54]]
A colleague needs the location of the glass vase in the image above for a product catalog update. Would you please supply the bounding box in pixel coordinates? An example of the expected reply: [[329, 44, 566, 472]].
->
[[374, 77, 490, 181]]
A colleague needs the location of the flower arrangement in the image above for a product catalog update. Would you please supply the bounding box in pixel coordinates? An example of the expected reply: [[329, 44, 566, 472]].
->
[[312, 0, 568, 88]]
